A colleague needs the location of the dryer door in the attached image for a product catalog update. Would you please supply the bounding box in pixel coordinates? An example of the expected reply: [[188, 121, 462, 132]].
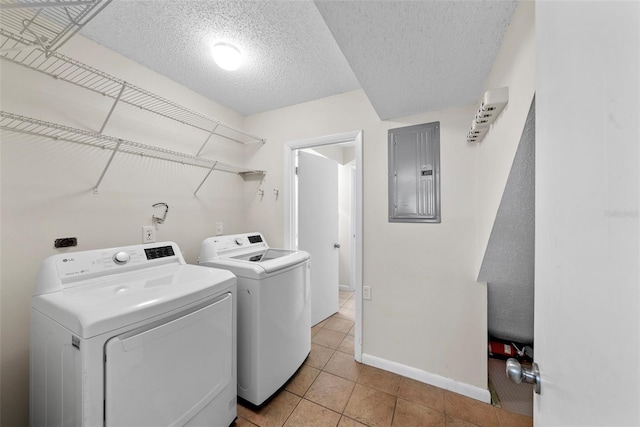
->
[[104, 293, 233, 427]]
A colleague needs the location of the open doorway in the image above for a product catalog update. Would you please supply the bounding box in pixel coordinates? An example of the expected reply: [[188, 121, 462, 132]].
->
[[299, 146, 356, 294], [479, 99, 535, 416], [284, 130, 363, 362]]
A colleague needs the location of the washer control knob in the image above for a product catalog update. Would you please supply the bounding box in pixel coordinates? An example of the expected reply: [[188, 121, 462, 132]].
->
[[113, 251, 130, 265], [235, 238, 243, 246]]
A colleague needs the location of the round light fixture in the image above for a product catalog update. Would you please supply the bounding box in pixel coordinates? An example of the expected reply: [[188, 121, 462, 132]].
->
[[211, 42, 242, 71]]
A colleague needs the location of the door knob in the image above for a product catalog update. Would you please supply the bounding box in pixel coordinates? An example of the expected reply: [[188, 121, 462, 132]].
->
[[506, 358, 541, 394], [334, 243, 341, 249]]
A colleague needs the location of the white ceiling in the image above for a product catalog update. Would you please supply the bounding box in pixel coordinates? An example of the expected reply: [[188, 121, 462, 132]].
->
[[80, 0, 517, 120]]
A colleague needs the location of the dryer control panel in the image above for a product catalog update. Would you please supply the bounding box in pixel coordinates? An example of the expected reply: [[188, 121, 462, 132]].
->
[[34, 242, 185, 295]]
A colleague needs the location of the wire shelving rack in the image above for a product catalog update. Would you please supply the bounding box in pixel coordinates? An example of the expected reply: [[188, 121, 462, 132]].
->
[[0, 111, 264, 195], [0, 29, 266, 148], [0, 0, 113, 56]]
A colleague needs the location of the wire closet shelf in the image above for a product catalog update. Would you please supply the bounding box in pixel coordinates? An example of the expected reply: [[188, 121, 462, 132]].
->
[[0, 111, 265, 195], [0, 29, 266, 147], [0, 0, 113, 56]]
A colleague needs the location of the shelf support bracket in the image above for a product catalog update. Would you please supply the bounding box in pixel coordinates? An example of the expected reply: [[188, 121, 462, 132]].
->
[[99, 82, 126, 134], [196, 125, 219, 156], [193, 161, 218, 196], [20, 9, 43, 35], [93, 139, 122, 194]]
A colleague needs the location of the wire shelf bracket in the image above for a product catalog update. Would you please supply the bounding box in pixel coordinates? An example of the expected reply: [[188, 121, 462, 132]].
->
[[98, 81, 125, 134], [196, 125, 219, 157], [0, 111, 265, 194], [193, 161, 218, 197], [93, 138, 121, 193]]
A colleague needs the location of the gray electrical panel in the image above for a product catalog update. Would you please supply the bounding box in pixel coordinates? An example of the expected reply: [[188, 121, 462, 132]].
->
[[388, 122, 441, 223]]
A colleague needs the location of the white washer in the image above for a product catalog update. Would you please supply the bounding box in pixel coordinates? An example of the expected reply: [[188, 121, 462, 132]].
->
[[199, 233, 311, 406], [30, 242, 237, 427]]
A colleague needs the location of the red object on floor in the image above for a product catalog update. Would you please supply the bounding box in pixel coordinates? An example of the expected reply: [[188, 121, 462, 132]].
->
[[488, 341, 517, 358]]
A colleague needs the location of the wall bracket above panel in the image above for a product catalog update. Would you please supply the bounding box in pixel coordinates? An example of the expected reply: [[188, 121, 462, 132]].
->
[[467, 87, 509, 143]]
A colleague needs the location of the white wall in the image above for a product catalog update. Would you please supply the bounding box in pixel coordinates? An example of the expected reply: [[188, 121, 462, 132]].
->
[[0, 36, 249, 426], [243, 90, 488, 393], [242, 0, 535, 400], [243, 90, 380, 248], [0, 2, 536, 422], [475, 1, 536, 273]]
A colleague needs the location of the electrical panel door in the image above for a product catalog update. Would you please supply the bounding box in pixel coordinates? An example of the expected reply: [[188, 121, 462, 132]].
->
[[388, 122, 441, 223]]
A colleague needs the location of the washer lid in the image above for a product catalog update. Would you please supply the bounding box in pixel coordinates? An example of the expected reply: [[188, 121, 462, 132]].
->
[[31, 264, 236, 338], [200, 250, 309, 279]]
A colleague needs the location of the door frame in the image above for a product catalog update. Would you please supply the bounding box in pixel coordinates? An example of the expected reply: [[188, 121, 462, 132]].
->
[[284, 130, 363, 362]]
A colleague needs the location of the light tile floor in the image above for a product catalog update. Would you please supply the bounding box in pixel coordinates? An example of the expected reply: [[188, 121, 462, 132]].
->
[[235, 291, 532, 427]]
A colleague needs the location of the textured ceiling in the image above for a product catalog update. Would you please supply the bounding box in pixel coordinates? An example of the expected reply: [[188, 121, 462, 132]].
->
[[315, 0, 518, 119], [80, 0, 517, 119]]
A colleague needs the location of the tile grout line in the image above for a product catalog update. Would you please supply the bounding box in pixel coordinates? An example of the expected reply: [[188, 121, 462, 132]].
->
[[388, 395, 399, 427], [280, 394, 302, 427]]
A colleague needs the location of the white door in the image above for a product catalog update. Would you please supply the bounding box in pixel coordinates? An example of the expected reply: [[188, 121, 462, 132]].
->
[[535, 2, 639, 426], [298, 151, 340, 325]]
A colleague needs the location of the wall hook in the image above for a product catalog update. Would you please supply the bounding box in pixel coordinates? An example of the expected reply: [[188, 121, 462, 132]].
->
[[273, 189, 279, 200], [258, 188, 265, 201], [152, 202, 169, 227]]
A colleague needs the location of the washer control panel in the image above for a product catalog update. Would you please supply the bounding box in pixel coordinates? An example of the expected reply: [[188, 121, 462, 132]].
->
[[200, 232, 267, 259], [212, 234, 265, 252]]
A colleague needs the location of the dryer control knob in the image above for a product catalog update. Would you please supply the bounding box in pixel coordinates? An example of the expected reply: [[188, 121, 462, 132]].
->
[[235, 238, 243, 246], [113, 251, 130, 265]]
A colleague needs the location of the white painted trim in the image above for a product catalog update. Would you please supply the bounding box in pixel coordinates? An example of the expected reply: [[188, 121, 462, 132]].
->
[[361, 353, 492, 404], [353, 131, 363, 363], [284, 130, 363, 362], [348, 166, 357, 292]]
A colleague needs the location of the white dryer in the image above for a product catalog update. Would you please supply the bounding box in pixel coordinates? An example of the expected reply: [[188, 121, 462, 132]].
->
[[30, 242, 237, 427], [199, 233, 310, 406]]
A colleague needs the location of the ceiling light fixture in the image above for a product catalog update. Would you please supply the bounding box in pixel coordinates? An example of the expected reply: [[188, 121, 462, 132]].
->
[[211, 42, 242, 71]]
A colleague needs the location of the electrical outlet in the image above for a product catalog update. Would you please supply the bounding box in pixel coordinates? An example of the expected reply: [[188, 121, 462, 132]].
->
[[142, 226, 156, 243], [363, 286, 372, 300], [216, 222, 223, 236]]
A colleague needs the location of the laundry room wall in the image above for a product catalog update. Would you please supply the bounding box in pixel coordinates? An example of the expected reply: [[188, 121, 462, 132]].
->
[[242, 0, 535, 400], [0, 35, 250, 425], [242, 91, 487, 394], [474, 0, 535, 273]]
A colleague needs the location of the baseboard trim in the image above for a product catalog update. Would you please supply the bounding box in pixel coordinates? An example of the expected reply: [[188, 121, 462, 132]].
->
[[361, 353, 491, 404]]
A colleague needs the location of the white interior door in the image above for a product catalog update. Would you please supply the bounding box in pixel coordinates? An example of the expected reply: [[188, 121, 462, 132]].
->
[[535, 2, 640, 425], [298, 151, 340, 325]]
